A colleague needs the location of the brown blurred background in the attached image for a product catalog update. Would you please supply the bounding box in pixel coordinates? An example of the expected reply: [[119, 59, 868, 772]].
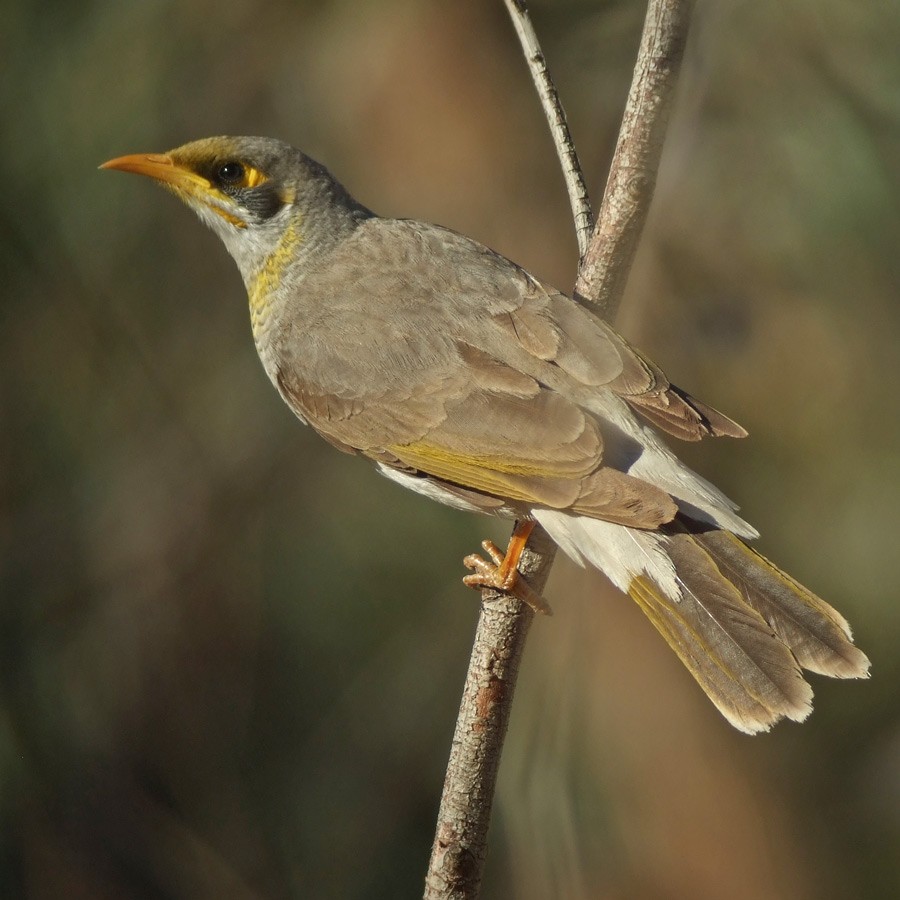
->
[[2, 0, 899, 897]]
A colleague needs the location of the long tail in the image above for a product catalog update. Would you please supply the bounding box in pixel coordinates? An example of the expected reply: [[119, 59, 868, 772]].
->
[[533, 510, 870, 733]]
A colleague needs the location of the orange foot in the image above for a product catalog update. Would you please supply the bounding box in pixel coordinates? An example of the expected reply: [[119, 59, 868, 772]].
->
[[462, 520, 552, 616]]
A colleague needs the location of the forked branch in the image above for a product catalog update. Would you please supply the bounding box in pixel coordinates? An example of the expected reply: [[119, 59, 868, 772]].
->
[[424, 2, 694, 898]]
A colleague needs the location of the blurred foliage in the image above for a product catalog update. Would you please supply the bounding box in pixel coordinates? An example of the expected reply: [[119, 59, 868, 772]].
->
[[2, 0, 899, 897]]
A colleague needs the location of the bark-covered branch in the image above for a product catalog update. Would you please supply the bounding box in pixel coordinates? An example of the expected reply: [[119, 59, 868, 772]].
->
[[423, 528, 556, 900], [424, 2, 694, 897], [576, 0, 694, 319]]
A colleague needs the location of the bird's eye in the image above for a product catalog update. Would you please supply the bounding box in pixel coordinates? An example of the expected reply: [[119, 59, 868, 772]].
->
[[217, 161, 245, 184]]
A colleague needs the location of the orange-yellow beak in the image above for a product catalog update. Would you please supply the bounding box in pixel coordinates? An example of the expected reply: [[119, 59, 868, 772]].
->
[[100, 152, 211, 192], [101, 152, 247, 228]]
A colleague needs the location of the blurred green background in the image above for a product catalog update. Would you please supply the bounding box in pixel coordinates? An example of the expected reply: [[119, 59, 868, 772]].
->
[[2, 0, 899, 897]]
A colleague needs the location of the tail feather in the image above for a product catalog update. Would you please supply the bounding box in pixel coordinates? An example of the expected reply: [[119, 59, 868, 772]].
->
[[531, 509, 869, 733], [634, 532, 812, 733], [693, 530, 870, 679]]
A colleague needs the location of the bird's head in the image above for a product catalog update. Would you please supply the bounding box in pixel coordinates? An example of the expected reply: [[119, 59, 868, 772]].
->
[[102, 136, 368, 280]]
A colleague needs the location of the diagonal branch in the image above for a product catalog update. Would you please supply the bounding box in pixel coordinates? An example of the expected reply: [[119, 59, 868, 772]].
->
[[576, 0, 694, 317], [424, 2, 694, 898]]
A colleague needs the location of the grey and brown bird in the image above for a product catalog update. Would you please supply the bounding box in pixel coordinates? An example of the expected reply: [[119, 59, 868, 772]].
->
[[102, 136, 869, 733]]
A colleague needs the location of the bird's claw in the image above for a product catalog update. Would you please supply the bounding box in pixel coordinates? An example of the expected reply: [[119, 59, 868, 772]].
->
[[463, 540, 553, 616]]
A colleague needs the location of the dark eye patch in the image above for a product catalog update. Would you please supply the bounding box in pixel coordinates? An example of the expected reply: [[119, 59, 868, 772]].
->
[[203, 159, 284, 220], [240, 182, 288, 220]]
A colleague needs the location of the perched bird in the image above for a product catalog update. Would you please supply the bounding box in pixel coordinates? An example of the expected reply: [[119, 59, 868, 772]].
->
[[102, 136, 869, 733]]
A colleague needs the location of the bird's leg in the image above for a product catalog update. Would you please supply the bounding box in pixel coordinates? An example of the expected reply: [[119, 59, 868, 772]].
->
[[463, 520, 552, 616]]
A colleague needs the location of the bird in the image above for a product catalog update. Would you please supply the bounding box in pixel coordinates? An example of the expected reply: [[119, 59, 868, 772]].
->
[[102, 135, 869, 733]]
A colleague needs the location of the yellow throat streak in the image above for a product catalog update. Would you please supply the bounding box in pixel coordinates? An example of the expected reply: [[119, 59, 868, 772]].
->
[[248, 220, 302, 341]]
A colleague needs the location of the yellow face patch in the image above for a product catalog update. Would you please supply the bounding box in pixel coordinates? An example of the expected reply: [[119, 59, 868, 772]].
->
[[244, 165, 268, 188], [222, 163, 268, 189]]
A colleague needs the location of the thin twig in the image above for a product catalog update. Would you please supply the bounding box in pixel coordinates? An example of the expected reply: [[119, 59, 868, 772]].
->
[[425, 2, 694, 898], [502, 0, 594, 259]]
